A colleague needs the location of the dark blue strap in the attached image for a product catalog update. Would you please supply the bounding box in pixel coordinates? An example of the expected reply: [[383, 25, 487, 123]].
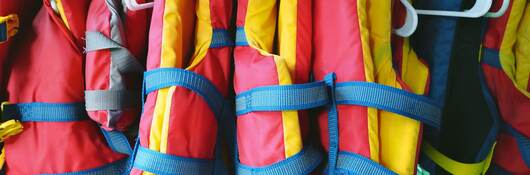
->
[[481, 48, 502, 69], [100, 128, 133, 155], [235, 27, 248, 46], [2, 103, 88, 122], [43, 159, 128, 175], [503, 124, 530, 167], [2, 102, 132, 155], [211, 29, 233, 48], [133, 146, 214, 175], [328, 152, 397, 175], [335, 82, 441, 129], [144, 68, 225, 119], [235, 81, 329, 116], [236, 146, 322, 175], [0, 22, 7, 42]]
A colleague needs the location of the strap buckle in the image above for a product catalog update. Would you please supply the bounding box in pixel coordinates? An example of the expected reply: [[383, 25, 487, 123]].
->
[[0, 102, 23, 142], [0, 14, 19, 43]]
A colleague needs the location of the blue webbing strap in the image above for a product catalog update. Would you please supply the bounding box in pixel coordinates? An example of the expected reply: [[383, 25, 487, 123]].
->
[[235, 81, 328, 116], [2, 103, 88, 122], [235, 27, 248, 46], [234, 77, 441, 129], [236, 146, 322, 175], [1, 102, 132, 155], [335, 82, 441, 129], [144, 68, 225, 119], [100, 128, 133, 155], [325, 73, 339, 174], [331, 152, 397, 175], [503, 124, 530, 167], [45, 159, 128, 175], [133, 146, 214, 175], [211, 29, 233, 48], [481, 48, 502, 69]]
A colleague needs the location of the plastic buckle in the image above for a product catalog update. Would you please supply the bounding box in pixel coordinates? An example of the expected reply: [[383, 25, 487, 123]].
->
[[0, 14, 19, 43]]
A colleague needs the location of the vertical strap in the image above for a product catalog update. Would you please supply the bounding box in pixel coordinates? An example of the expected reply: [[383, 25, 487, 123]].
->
[[100, 128, 133, 155], [324, 73, 339, 174]]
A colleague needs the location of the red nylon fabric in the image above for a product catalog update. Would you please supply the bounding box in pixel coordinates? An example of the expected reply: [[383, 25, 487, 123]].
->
[[4, 0, 126, 174], [313, 0, 371, 157]]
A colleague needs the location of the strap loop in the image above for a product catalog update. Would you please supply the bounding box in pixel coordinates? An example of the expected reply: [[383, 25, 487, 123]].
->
[[85, 31, 144, 73], [85, 90, 140, 111]]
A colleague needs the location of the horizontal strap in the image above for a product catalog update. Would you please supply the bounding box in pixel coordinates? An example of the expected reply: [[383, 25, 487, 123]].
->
[[503, 124, 530, 167], [335, 82, 441, 128], [45, 158, 128, 175], [237, 146, 322, 175], [85, 31, 144, 73], [85, 90, 140, 111], [331, 151, 397, 175], [211, 29, 233, 48], [100, 128, 132, 155], [235, 27, 248, 46], [422, 142, 495, 175], [2, 103, 88, 122], [144, 68, 225, 117], [235, 81, 328, 116], [481, 48, 502, 69], [133, 146, 214, 175]]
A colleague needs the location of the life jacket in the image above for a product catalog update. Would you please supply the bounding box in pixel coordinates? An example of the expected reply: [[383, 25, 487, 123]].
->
[[84, 0, 149, 133], [312, 0, 434, 174], [1, 0, 131, 173], [412, 0, 500, 174], [233, 0, 322, 173], [128, 0, 234, 174], [480, 0, 530, 174]]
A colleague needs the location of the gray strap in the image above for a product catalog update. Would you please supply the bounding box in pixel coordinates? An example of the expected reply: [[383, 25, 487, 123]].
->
[[85, 31, 144, 73], [85, 90, 140, 111]]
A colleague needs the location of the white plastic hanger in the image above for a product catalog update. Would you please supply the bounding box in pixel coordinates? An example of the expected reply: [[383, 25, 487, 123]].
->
[[484, 0, 510, 18], [415, 0, 493, 18], [124, 0, 153, 11], [394, 0, 419, 37]]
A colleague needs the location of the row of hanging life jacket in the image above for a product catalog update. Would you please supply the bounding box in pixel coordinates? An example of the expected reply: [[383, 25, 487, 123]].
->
[[0, 0, 528, 174]]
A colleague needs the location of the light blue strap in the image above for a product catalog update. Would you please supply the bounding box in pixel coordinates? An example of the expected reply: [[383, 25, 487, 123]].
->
[[211, 29, 233, 48], [235, 27, 248, 46], [335, 82, 441, 129], [2, 103, 88, 122], [503, 124, 530, 167], [144, 68, 225, 118], [100, 128, 133, 155], [235, 81, 328, 116], [481, 48, 502, 69], [43, 158, 128, 175], [324, 73, 340, 174], [236, 146, 322, 175], [330, 152, 397, 175], [133, 146, 214, 175]]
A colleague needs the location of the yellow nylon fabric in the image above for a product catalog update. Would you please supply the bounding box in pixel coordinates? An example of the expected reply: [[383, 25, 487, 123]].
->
[[356, 0, 380, 162], [422, 142, 496, 175], [366, 1, 425, 174], [499, 0, 530, 97], [55, 0, 70, 30]]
